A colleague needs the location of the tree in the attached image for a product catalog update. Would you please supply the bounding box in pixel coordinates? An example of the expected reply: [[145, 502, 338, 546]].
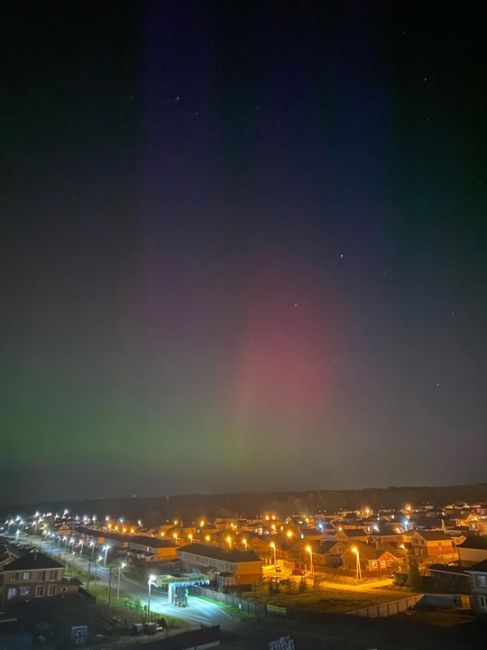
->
[[408, 559, 422, 591]]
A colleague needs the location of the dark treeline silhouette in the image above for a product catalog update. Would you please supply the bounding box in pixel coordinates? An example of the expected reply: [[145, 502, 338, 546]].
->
[[3, 484, 487, 523]]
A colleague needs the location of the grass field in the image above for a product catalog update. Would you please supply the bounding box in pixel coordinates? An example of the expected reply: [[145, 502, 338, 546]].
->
[[244, 586, 403, 614]]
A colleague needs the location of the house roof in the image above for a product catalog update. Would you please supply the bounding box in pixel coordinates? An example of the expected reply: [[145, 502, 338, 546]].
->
[[341, 528, 368, 538], [129, 536, 177, 548], [415, 530, 452, 542], [344, 542, 403, 561], [178, 543, 260, 563], [457, 535, 487, 550], [4, 552, 63, 571], [465, 559, 487, 573]]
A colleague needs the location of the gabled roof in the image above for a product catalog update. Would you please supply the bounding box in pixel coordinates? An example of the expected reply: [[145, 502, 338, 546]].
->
[[178, 543, 260, 563], [4, 552, 63, 571], [415, 530, 452, 541], [457, 535, 487, 550], [465, 559, 487, 573], [343, 541, 403, 561]]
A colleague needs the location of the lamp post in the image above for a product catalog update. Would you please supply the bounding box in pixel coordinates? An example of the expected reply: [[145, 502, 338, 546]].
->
[[226, 535, 232, 549], [242, 538, 248, 551], [90, 541, 96, 559], [147, 575, 156, 617], [103, 544, 110, 565], [117, 562, 126, 599], [351, 546, 362, 581], [305, 545, 313, 574], [269, 542, 277, 566]]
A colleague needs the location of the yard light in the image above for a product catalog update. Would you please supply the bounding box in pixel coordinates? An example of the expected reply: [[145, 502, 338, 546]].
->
[[117, 562, 127, 599], [226, 535, 232, 549], [242, 538, 248, 550], [147, 574, 156, 615], [269, 542, 277, 566], [351, 546, 362, 581], [306, 545, 313, 574]]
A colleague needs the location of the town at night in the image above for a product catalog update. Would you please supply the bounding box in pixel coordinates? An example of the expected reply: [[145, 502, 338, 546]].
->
[[2, 1, 486, 648]]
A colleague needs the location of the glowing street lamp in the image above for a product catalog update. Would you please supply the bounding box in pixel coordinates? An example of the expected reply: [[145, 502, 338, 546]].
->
[[351, 546, 362, 581], [90, 541, 96, 558], [117, 562, 126, 599], [103, 544, 110, 565], [147, 574, 156, 615], [242, 538, 248, 551], [305, 545, 313, 574], [286, 530, 294, 540], [269, 542, 277, 566], [205, 535, 211, 543], [225, 535, 232, 549]]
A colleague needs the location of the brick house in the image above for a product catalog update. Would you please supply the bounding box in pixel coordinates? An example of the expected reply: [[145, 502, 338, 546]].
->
[[1, 552, 65, 606]]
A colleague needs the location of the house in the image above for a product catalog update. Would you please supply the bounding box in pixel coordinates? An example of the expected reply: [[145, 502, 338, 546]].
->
[[457, 536, 487, 567], [342, 542, 405, 576], [410, 530, 457, 562], [1, 552, 65, 606], [288, 540, 345, 571], [177, 543, 262, 585], [465, 559, 487, 619]]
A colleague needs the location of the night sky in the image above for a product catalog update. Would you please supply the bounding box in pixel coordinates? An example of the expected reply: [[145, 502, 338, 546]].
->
[[2, 1, 486, 504]]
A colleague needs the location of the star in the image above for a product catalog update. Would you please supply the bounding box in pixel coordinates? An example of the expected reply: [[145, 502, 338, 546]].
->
[[174, 95, 181, 102], [339, 253, 344, 259]]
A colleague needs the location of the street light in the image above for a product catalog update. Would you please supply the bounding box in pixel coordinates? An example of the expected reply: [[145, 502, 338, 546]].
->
[[242, 538, 248, 551], [147, 574, 156, 617], [351, 546, 362, 581], [117, 562, 126, 599], [226, 535, 232, 549], [305, 545, 313, 574], [269, 542, 277, 566], [103, 544, 110, 565], [90, 541, 96, 559]]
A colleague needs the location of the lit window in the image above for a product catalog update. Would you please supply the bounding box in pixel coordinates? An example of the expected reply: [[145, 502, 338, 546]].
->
[[19, 586, 30, 597], [476, 575, 487, 588], [7, 588, 17, 600], [22, 572, 31, 581]]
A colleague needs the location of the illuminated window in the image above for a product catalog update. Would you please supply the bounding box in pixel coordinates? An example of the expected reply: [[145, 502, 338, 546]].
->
[[476, 575, 487, 588], [22, 572, 31, 581]]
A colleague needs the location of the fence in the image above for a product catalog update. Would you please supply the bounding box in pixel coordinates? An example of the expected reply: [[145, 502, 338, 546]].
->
[[190, 586, 266, 618], [347, 594, 424, 618]]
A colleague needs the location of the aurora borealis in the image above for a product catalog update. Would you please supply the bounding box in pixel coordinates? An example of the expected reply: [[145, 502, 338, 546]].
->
[[2, 2, 486, 504]]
